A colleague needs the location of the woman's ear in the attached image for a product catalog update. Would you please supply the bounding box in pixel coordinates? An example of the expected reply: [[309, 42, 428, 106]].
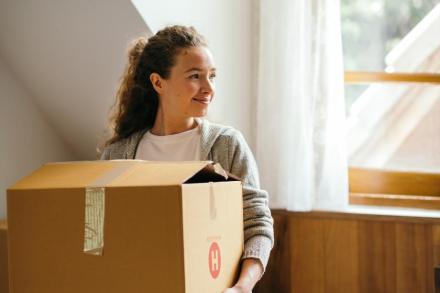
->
[[150, 73, 165, 94]]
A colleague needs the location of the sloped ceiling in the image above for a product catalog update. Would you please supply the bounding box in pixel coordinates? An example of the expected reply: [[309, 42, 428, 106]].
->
[[0, 0, 152, 159]]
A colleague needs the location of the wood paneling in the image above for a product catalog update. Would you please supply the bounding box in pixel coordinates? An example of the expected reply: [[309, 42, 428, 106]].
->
[[434, 225, 440, 265], [255, 210, 440, 293], [358, 221, 396, 293], [289, 218, 359, 293], [291, 218, 325, 293], [324, 219, 359, 292]]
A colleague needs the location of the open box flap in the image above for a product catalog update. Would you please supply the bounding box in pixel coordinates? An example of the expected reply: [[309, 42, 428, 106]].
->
[[9, 160, 239, 190]]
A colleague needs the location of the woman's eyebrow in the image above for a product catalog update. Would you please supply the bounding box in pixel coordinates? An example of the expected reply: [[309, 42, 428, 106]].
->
[[184, 67, 217, 73], [184, 67, 201, 73]]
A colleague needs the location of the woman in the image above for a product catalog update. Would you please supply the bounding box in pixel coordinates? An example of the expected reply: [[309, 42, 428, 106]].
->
[[100, 25, 273, 292]]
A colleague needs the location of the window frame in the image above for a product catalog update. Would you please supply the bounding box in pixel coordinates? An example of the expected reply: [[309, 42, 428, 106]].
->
[[345, 71, 440, 209]]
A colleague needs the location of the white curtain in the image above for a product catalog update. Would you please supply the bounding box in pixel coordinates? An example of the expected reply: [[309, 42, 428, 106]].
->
[[255, 0, 348, 211]]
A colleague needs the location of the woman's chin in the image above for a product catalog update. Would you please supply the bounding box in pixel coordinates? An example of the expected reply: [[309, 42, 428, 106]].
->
[[193, 109, 209, 117]]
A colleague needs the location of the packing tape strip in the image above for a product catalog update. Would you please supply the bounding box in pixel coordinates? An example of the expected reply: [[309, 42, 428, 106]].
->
[[209, 182, 217, 221], [84, 162, 136, 256], [84, 187, 105, 255]]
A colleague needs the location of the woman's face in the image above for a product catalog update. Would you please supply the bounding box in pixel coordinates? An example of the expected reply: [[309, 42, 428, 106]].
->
[[157, 46, 216, 119]]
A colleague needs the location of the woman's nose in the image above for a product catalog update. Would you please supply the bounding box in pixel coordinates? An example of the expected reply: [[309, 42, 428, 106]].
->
[[202, 78, 214, 94]]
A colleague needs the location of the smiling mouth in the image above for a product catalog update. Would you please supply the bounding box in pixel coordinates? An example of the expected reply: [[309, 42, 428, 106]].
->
[[193, 98, 211, 105]]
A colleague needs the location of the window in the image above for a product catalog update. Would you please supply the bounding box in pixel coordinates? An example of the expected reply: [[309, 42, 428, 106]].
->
[[341, 0, 440, 209]]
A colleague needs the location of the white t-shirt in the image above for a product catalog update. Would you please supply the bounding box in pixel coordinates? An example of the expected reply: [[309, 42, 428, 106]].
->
[[134, 122, 202, 161]]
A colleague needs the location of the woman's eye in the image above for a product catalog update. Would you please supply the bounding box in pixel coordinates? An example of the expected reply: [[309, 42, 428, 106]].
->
[[209, 74, 216, 81], [189, 74, 199, 79]]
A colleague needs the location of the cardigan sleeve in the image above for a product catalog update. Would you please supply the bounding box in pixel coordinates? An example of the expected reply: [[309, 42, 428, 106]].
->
[[98, 137, 130, 160], [100, 147, 111, 160], [227, 129, 274, 272]]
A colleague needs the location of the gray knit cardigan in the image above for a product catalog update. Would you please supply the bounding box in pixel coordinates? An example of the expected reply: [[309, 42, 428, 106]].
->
[[100, 119, 274, 270]]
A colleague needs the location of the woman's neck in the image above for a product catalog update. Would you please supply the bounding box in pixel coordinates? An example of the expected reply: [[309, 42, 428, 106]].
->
[[150, 108, 197, 136]]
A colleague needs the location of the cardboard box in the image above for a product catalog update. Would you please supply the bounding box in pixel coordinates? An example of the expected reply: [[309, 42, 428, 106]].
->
[[7, 161, 243, 293], [0, 220, 8, 293]]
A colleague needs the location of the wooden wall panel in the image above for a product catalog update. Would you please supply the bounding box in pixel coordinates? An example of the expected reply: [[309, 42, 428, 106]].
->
[[434, 225, 440, 293], [395, 223, 434, 293], [291, 218, 325, 293], [256, 210, 440, 293], [321, 219, 359, 293], [358, 221, 396, 293], [433, 224, 440, 267]]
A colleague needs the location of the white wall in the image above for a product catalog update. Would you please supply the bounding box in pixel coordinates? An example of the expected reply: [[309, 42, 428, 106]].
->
[[132, 0, 256, 147], [0, 58, 75, 219], [0, 0, 151, 159]]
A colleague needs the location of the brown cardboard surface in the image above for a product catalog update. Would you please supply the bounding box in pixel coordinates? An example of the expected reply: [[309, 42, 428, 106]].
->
[[109, 161, 212, 186], [8, 186, 185, 293], [0, 220, 8, 293], [7, 161, 243, 293], [182, 182, 243, 292], [9, 161, 118, 189], [10, 161, 213, 189]]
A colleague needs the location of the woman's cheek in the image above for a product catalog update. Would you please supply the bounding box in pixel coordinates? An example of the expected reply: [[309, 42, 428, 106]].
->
[[185, 80, 200, 92]]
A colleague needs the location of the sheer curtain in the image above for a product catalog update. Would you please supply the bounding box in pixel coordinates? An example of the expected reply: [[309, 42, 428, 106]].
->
[[254, 0, 348, 211]]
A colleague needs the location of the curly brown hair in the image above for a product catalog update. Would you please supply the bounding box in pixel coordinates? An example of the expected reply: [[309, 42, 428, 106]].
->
[[105, 25, 207, 146]]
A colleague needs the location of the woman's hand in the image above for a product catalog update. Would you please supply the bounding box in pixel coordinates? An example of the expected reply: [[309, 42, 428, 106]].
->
[[221, 258, 263, 293], [222, 284, 250, 293]]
